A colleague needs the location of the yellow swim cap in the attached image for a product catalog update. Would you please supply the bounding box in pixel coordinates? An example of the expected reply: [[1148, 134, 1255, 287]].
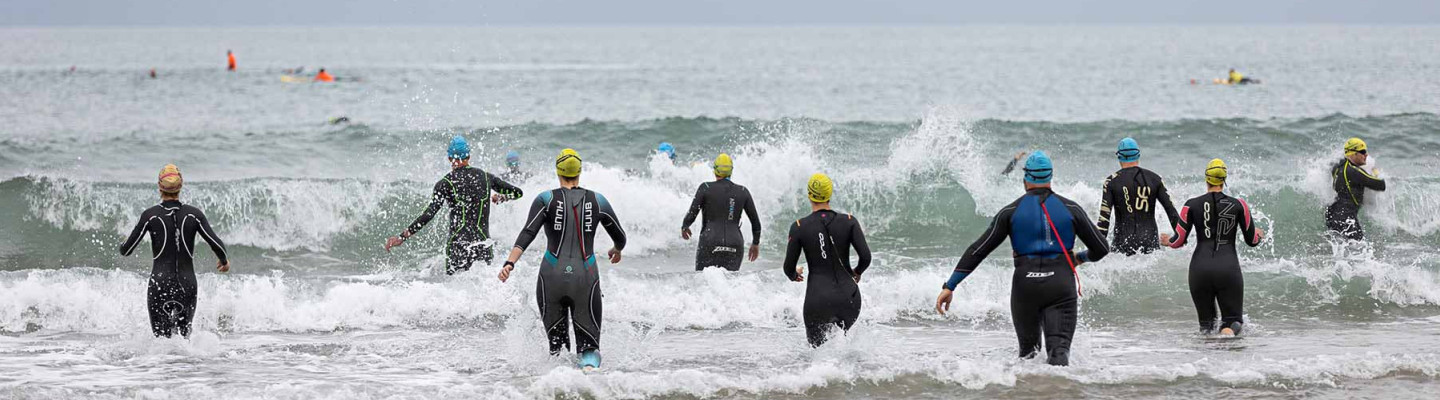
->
[[807, 173, 833, 203], [713, 153, 734, 178], [1344, 137, 1367, 155], [158, 164, 183, 194], [1205, 158, 1227, 186], [555, 148, 582, 178]]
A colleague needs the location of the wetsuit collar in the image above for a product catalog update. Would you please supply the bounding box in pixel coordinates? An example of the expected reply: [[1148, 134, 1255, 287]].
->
[[161, 199, 182, 209], [1025, 187, 1054, 196]]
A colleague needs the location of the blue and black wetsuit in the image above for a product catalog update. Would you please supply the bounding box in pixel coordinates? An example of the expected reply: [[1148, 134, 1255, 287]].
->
[[782, 210, 871, 347], [119, 200, 229, 338], [514, 187, 626, 355], [405, 166, 523, 274], [681, 179, 761, 271], [944, 188, 1108, 366], [1168, 191, 1261, 334], [1097, 166, 1180, 255], [1326, 159, 1385, 240]]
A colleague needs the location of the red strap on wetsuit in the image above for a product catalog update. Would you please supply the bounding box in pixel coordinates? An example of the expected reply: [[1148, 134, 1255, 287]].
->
[[1040, 202, 1082, 296]]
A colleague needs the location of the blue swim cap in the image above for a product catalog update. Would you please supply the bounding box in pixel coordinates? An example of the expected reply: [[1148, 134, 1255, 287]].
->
[[505, 150, 521, 166], [1024, 151, 1053, 184], [448, 136, 470, 160], [657, 142, 676, 160], [1117, 137, 1140, 162]]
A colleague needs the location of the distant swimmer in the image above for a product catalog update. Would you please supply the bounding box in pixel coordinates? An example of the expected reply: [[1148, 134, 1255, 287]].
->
[[329, 116, 350, 125], [498, 149, 627, 370], [501, 150, 531, 182], [227, 50, 236, 71], [385, 136, 523, 274], [1325, 138, 1386, 241], [1161, 159, 1264, 336], [315, 68, 334, 82], [657, 142, 677, 163], [1097, 138, 1181, 255], [999, 152, 1028, 175], [118, 164, 231, 338], [682, 154, 762, 271], [936, 151, 1108, 366], [1227, 68, 1258, 84], [783, 173, 872, 347]]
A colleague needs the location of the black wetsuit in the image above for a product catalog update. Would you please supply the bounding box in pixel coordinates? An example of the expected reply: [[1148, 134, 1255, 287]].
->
[[681, 179, 761, 271], [1097, 166, 1180, 255], [405, 166, 523, 274], [782, 210, 871, 347], [514, 187, 627, 354], [947, 188, 1108, 366], [1325, 159, 1386, 241], [119, 200, 229, 338], [1168, 192, 1261, 334]]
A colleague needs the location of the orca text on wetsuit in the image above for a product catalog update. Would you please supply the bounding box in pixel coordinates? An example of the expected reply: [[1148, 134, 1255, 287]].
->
[[1168, 191, 1261, 333], [682, 178, 761, 271], [1098, 166, 1180, 255], [514, 187, 627, 354], [119, 200, 228, 338], [405, 166, 523, 274], [783, 209, 871, 347]]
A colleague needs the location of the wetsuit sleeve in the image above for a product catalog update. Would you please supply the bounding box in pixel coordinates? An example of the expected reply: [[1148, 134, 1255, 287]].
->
[[119, 213, 150, 256], [1096, 174, 1115, 238], [1156, 177, 1181, 237], [680, 184, 706, 230], [404, 180, 450, 237], [782, 222, 803, 281], [1066, 202, 1109, 263], [596, 193, 627, 251], [488, 173, 523, 200], [1169, 200, 1196, 249], [744, 188, 761, 246], [513, 193, 549, 251], [849, 216, 872, 277], [1000, 157, 1019, 175], [1348, 164, 1387, 192], [194, 209, 230, 264], [1238, 198, 1262, 247], [946, 205, 1015, 290]]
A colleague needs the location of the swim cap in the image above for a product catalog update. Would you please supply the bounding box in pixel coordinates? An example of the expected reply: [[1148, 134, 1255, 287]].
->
[[1116, 137, 1141, 162], [1205, 158, 1228, 186], [505, 150, 521, 167], [807, 173, 833, 203], [448, 136, 470, 160], [1023, 151, 1053, 184], [713, 153, 734, 178], [1344, 137, 1367, 155], [158, 164, 183, 194], [657, 142, 676, 160], [556, 148, 582, 177]]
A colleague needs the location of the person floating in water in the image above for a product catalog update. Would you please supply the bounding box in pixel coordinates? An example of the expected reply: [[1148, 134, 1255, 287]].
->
[[936, 151, 1108, 366], [783, 173, 872, 347], [314, 68, 335, 82], [386, 136, 523, 275], [682, 153, 761, 271], [657, 142, 677, 163], [1097, 137, 1180, 255], [1325, 138, 1386, 241], [499, 148, 627, 370], [227, 50, 236, 71], [119, 164, 231, 338], [1161, 159, 1264, 336], [1227, 69, 1258, 84]]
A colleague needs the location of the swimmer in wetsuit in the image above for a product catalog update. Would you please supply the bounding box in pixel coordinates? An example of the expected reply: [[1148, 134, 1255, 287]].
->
[[681, 153, 762, 271], [1325, 138, 1386, 241], [1161, 159, 1264, 336], [119, 164, 231, 338], [936, 151, 1109, 366], [386, 136, 524, 274], [782, 173, 872, 347], [498, 148, 627, 369], [1097, 137, 1181, 255]]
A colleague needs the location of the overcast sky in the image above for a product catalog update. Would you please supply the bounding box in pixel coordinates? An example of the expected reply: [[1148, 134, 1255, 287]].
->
[[4, 0, 1439, 26]]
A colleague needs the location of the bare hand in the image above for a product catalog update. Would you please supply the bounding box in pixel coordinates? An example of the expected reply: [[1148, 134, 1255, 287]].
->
[[681, 228, 692, 240], [792, 266, 805, 282], [217, 261, 230, 273], [936, 289, 954, 315], [385, 236, 405, 252], [498, 264, 514, 282], [1014, 151, 1027, 161], [747, 245, 759, 262], [1256, 228, 1265, 241], [491, 193, 507, 204], [1159, 233, 1172, 247], [607, 248, 622, 264]]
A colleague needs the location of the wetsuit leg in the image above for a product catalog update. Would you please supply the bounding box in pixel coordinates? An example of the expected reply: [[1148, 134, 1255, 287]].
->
[[1189, 266, 1219, 333], [1325, 204, 1365, 241], [801, 285, 861, 347], [1012, 258, 1076, 365], [1009, 289, 1043, 360], [696, 242, 743, 271], [446, 241, 482, 275], [536, 276, 571, 354], [1214, 265, 1245, 334], [147, 273, 196, 338], [569, 280, 602, 352]]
